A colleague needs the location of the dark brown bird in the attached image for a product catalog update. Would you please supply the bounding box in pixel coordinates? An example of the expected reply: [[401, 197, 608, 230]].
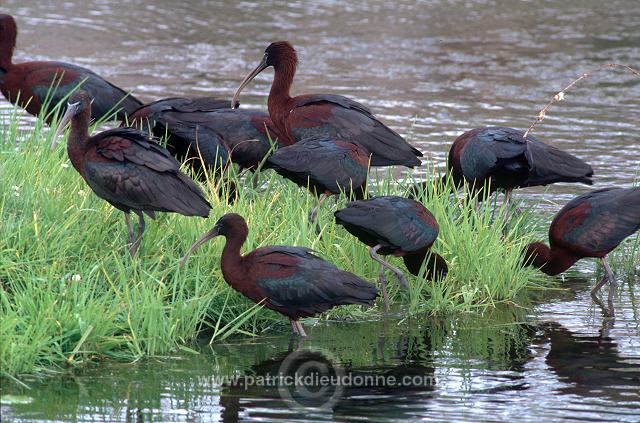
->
[[525, 187, 639, 312], [265, 136, 370, 228], [181, 213, 379, 336], [335, 196, 447, 311], [51, 90, 211, 257], [412, 127, 593, 223], [232, 41, 422, 167], [0, 14, 141, 123], [127, 97, 283, 176]]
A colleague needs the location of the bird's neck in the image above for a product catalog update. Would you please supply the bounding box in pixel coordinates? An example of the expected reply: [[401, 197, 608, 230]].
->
[[268, 60, 295, 136], [524, 242, 579, 276], [404, 249, 448, 280], [66, 111, 91, 174], [426, 252, 448, 280], [0, 23, 15, 70], [220, 227, 248, 285]]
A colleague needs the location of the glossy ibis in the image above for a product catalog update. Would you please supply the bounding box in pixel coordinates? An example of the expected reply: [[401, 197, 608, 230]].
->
[[525, 187, 639, 308], [51, 91, 211, 257], [412, 127, 593, 222], [0, 14, 141, 123], [335, 196, 447, 311], [232, 41, 422, 167], [180, 213, 379, 336], [128, 97, 282, 176], [265, 136, 369, 228]]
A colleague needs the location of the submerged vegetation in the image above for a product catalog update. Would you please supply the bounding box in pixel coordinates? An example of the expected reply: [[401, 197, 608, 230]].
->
[[0, 106, 635, 381]]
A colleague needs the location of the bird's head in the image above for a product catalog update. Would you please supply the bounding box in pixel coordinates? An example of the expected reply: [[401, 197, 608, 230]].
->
[[180, 213, 247, 267], [523, 242, 550, 269], [231, 41, 298, 108], [50, 90, 92, 150], [263, 41, 297, 68], [0, 14, 18, 69]]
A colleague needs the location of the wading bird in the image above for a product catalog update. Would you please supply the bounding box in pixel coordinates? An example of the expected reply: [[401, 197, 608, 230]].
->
[[335, 196, 448, 311], [525, 187, 640, 312], [0, 14, 141, 123], [51, 91, 211, 257], [127, 97, 282, 175], [412, 126, 593, 222], [266, 136, 369, 228], [232, 41, 422, 167], [181, 213, 379, 337]]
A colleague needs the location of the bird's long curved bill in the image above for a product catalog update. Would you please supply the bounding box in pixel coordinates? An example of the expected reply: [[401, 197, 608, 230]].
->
[[50, 107, 76, 151], [231, 56, 269, 108], [180, 228, 220, 268]]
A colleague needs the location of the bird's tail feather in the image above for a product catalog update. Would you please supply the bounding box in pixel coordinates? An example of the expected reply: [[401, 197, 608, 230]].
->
[[525, 141, 593, 187]]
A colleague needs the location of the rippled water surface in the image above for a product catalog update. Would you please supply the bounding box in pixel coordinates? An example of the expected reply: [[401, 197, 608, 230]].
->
[[1, 0, 639, 421]]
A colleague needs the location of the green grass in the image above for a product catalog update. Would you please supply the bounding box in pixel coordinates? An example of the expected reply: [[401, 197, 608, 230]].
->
[[0, 107, 557, 380]]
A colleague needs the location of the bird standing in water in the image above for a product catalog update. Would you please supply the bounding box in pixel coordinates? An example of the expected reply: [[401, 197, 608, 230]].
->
[[412, 126, 593, 223], [525, 187, 640, 315], [0, 14, 141, 123], [181, 213, 379, 337], [51, 91, 211, 257], [232, 41, 422, 168]]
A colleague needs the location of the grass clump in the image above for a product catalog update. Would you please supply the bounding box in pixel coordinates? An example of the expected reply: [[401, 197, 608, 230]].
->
[[2, 108, 542, 380]]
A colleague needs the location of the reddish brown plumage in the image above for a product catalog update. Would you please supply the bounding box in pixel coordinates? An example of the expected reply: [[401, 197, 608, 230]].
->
[[127, 97, 284, 175], [334, 196, 448, 278], [266, 136, 369, 200], [0, 14, 141, 123], [53, 90, 211, 256], [233, 41, 422, 167], [525, 187, 640, 277], [181, 213, 379, 335], [410, 127, 594, 202]]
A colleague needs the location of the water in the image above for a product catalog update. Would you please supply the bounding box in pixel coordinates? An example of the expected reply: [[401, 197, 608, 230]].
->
[[1, 1, 639, 421], [2, 282, 639, 422]]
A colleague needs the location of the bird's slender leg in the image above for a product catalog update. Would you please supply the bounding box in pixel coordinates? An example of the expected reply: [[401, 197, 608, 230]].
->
[[308, 193, 330, 233], [294, 321, 307, 337], [370, 245, 409, 291], [602, 257, 617, 288], [124, 213, 136, 247], [378, 263, 390, 313], [129, 211, 145, 258], [290, 319, 300, 336], [502, 189, 512, 223], [590, 257, 617, 318], [603, 258, 617, 317], [591, 257, 617, 296]]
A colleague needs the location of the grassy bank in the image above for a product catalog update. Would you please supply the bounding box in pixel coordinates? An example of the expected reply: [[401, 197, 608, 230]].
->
[[0, 108, 587, 380]]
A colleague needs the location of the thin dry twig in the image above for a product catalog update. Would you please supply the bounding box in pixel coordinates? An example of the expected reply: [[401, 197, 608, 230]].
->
[[524, 63, 640, 138]]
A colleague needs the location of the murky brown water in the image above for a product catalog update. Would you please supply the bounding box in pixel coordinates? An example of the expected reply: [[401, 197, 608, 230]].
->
[[1, 1, 639, 421]]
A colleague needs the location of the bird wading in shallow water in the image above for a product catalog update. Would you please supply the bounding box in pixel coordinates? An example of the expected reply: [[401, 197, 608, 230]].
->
[[180, 213, 379, 337], [524, 187, 640, 316], [411, 126, 593, 224], [335, 196, 448, 311], [0, 14, 141, 124], [51, 91, 211, 257], [232, 41, 422, 167]]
